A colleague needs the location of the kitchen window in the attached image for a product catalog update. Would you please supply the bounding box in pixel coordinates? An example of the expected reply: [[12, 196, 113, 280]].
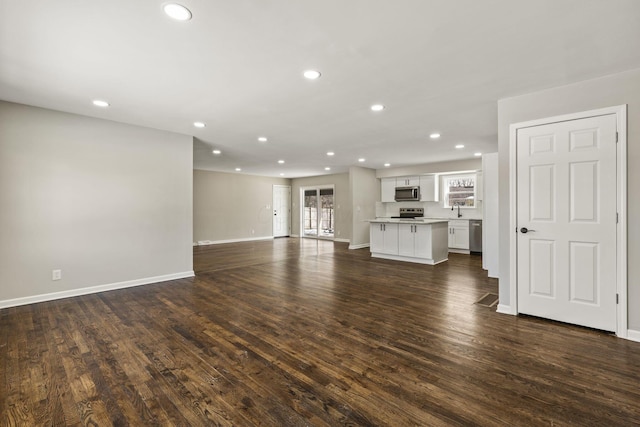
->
[[443, 174, 476, 208]]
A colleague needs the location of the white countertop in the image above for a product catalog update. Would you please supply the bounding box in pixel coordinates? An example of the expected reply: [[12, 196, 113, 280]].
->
[[368, 217, 482, 223], [367, 218, 449, 224]]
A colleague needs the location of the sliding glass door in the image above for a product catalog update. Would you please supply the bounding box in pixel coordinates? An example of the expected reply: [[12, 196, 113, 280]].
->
[[302, 187, 334, 239]]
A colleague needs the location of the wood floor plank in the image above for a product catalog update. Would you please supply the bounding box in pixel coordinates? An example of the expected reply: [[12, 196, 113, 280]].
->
[[2, 238, 640, 426]]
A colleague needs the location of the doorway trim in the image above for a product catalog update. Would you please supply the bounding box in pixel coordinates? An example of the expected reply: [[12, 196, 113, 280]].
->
[[508, 105, 627, 338]]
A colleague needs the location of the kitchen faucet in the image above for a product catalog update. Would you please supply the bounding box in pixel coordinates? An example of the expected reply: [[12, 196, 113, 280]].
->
[[451, 204, 462, 218]]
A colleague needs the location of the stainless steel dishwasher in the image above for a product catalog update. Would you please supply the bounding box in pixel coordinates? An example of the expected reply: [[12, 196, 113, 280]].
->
[[469, 219, 482, 254]]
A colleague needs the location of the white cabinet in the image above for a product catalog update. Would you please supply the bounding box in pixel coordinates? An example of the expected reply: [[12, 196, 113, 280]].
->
[[448, 220, 469, 250], [398, 223, 432, 258], [370, 223, 398, 254], [419, 175, 439, 202], [381, 178, 396, 202], [397, 176, 419, 186]]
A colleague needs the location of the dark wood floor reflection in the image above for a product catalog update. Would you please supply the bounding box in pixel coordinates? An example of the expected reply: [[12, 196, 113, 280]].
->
[[2, 239, 640, 426]]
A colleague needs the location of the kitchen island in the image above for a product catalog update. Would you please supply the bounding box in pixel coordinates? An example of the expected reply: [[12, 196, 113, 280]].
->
[[369, 218, 449, 265]]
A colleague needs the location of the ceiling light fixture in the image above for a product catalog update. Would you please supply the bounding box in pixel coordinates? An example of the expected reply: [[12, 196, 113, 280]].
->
[[278, 160, 285, 164], [163, 3, 192, 21], [235, 167, 242, 172], [455, 144, 465, 149], [430, 133, 441, 139], [303, 70, 321, 80], [92, 100, 109, 107], [280, 173, 285, 176], [370, 104, 385, 112], [358, 158, 365, 162], [384, 163, 391, 167], [258, 137, 267, 142], [212, 149, 221, 155], [325, 167, 331, 171], [474, 152, 482, 157], [193, 121, 206, 128], [326, 151, 335, 156]]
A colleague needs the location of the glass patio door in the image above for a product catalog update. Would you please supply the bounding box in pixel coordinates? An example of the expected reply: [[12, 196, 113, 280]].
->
[[303, 187, 334, 239]]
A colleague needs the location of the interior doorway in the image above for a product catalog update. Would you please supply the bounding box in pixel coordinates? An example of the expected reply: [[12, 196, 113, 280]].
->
[[302, 186, 335, 239]]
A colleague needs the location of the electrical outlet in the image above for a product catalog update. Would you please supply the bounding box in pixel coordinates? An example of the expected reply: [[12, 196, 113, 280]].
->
[[52, 269, 62, 281]]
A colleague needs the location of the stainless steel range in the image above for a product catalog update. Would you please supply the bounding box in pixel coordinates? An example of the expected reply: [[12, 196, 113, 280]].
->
[[391, 207, 424, 219]]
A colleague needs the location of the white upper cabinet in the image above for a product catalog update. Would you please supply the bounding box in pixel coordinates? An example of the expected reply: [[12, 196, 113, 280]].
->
[[397, 176, 419, 187], [381, 178, 396, 202], [381, 175, 441, 203], [419, 175, 439, 202]]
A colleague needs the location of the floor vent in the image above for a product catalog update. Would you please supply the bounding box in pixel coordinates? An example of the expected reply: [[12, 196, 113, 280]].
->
[[475, 293, 499, 307]]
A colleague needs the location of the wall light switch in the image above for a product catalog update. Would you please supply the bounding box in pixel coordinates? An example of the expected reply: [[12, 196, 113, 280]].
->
[[52, 269, 62, 281]]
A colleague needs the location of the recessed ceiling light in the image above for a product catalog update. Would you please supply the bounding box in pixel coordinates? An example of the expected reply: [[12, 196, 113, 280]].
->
[[258, 137, 267, 142], [235, 167, 241, 172], [474, 152, 482, 157], [455, 144, 465, 149], [370, 104, 385, 112], [430, 133, 441, 139], [326, 151, 335, 156], [325, 167, 331, 171], [212, 149, 221, 155], [193, 122, 206, 128], [303, 70, 321, 80], [278, 160, 285, 164], [358, 158, 366, 163], [384, 163, 391, 167], [92, 100, 109, 107], [163, 3, 192, 21], [280, 173, 285, 176]]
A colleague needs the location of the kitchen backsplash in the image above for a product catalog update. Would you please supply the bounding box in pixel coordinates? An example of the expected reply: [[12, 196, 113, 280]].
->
[[376, 201, 483, 219]]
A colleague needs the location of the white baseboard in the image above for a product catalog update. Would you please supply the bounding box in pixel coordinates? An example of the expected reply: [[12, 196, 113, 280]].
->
[[196, 236, 273, 246], [334, 238, 350, 243], [348, 243, 369, 249], [0, 271, 195, 310], [627, 329, 640, 343], [448, 249, 471, 254], [496, 304, 515, 315]]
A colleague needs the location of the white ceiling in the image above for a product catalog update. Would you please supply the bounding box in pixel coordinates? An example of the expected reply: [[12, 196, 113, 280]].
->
[[1, 0, 639, 178]]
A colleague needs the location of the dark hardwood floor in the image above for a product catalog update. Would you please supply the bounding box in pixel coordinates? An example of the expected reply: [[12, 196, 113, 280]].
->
[[2, 238, 640, 426]]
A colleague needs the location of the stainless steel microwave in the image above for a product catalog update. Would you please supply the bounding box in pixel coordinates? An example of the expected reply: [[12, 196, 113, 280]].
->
[[395, 186, 420, 201]]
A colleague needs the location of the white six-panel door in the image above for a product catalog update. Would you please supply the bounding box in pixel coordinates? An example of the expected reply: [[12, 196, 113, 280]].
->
[[516, 114, 617, 332], [273, 185, 291, 237]]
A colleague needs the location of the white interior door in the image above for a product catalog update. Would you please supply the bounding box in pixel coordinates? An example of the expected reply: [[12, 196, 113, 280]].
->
[[516, 114, 617, 332], [273, 185, 290, 237]]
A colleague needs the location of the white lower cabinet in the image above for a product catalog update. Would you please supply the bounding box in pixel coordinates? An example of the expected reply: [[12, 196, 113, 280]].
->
[[448, 220, 469, 250], [398, 223, 431, 258], [370, 221, 449, 265], [370, 222, 398, 254]]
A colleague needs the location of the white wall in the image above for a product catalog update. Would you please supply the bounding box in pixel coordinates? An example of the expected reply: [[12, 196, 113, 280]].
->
[[349, 166, 379, 248], [0, 101, 194, 307], [497, 68, 640, 331], [376, 158, 482, 178], [193, 170, 290, 243], [482, 153, 499, 278]]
